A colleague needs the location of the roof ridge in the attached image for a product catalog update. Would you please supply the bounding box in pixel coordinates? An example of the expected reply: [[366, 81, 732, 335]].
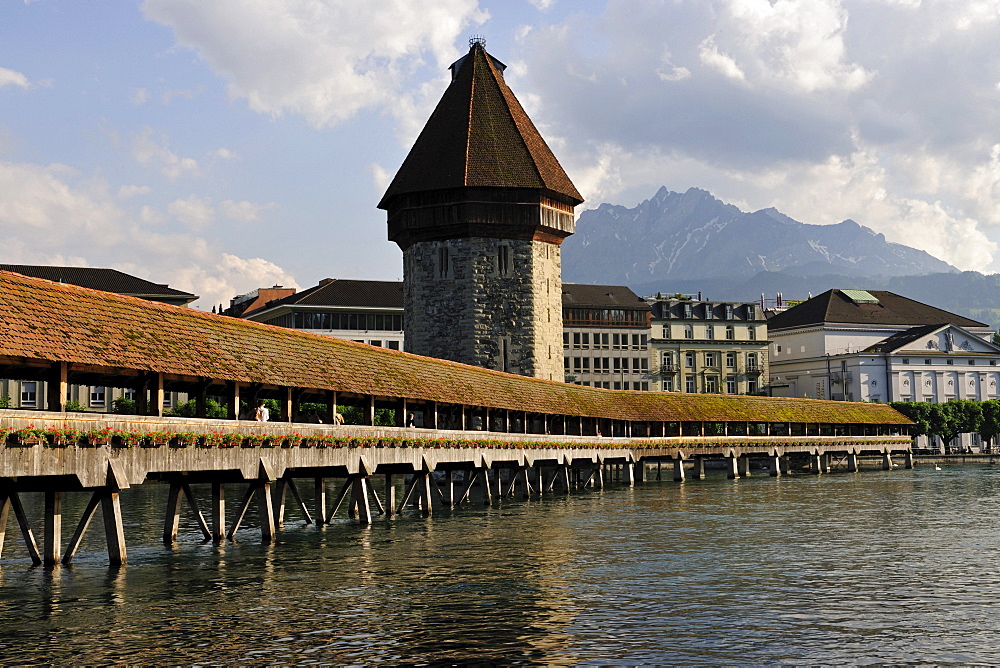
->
[[480, 48, 544, 187]]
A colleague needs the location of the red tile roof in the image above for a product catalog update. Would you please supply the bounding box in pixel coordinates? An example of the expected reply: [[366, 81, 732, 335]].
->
[[378, 42, 583, 208], [0, 270, 909, 425]]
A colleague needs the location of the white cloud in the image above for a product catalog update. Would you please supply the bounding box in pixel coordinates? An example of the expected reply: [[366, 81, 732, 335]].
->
[[131, 128, 201, 180], [118, 184, 151, 199], [0, 67, 31, 89], [167, 194, 216, 230], [530, 0, 556, 9], [130, 87, 150, 105], [698, 36, 746, 81], [370, 163, 392, 194], [219, 199, 275, 223], [0, 159, 296, 308], [142, 0, 488, 128]]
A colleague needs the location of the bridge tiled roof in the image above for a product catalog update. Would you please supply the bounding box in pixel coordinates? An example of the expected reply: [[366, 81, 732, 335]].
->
[[0, 270, 908, 425]]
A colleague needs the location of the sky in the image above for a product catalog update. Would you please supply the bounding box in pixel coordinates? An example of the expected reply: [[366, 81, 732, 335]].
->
[[3, 0, 1000, 309]]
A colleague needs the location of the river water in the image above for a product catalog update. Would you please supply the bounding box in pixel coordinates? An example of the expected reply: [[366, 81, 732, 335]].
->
[[3, 464, 1000, 665]]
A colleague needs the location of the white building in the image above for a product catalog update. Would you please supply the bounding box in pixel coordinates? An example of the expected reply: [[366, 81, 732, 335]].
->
[[768, 289, 1000, 407]]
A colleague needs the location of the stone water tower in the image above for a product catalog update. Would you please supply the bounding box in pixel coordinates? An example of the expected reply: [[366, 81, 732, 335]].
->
[[378, 38, 583, 380]]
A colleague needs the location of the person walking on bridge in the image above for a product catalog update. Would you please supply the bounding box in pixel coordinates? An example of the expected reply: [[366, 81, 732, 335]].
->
[[254, 400, 270, 422]]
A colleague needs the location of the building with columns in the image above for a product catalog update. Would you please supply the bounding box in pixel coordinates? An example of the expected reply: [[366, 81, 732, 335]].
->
[[767, 289, 1000, 404], [377, 38, 583, 381]]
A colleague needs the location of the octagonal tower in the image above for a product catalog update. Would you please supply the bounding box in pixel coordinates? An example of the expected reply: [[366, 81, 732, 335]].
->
[[378, 39, 583, 380]]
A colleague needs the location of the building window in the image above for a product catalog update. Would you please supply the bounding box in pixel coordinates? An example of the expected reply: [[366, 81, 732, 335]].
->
[[726, 377, 737, 394], [685, 377, 696, 393], [90, 386, 106, 407], [597, 333, 610, 349], [683, 304, 693, 319], [662, 352, 674, 369], [724, 305, 734, 320], [747, 353, 758, 371], [748, 326, 756, 341], [705, 376, 717, 393], [925, 359, 931, 365], [704, 304, 714, 319], [497, 244, 510, 276], [664, 377, 674, 392], [706, 324, 714, 339], [685, 351, 695, 368], [563, 332, 570, 349], [726, 352, 736, 368], [613, 381, 622, 390], [747, 379, 758, 393], [902, 358, 909, 364], [726, 325, 735, 340], [20, 381, 36, 407], [775, 344, 781, 353], [123, 387, 136, 401], [705, 352, 717, 367], [684, 325, 693, 339], [746, 305, 757, 320], [387, 340, 400, 350], [947, 360, 954, 365], [437, 246, 450, 278], [632, 334, 645, 350], [969, 360, 976, 365]]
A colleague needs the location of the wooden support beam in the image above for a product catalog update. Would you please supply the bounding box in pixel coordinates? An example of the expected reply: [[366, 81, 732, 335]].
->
[[46, 361, 68, 412], [7, 491, 42, 565], [102, 491, 127, 566], [44, 490, 62, 566], [63, 490, 102, 564], [227, 381, 240, 420], [397, 474, 421, 514], [384, 474, 396, 517], [352, 478, 372, 524], [150, 372, 165, 418], [457, 470, 478, 505], [326, 391, 338, 425], [284, 478, 312, 524], [326, 477, 354, 523], [314, 478, 326, 525], [256, 483, 275, 543], [212, 482, 225, 543], [417, 473, 432, 517], [0, 492, 8, 559], [368, 483, 385, 516], [182, 483, 212, 540], [227, 484, 256, 540], [273, 479, 287, 527], [284, 387, 294, 423], [366, 395, 376, 426], [164, 483, 183, 544]]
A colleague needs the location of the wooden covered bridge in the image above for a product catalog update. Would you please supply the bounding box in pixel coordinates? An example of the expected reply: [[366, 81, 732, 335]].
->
[[0, 270, 912, 566]]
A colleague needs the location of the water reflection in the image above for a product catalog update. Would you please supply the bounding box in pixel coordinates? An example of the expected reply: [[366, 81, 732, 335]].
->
[[5, 468, 1000, 663]]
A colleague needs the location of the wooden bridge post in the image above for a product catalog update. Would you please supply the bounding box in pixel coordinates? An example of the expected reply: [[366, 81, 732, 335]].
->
[[904, 451, 914, 469], [673, 456, 686, 482], [351, 477, 372, 524], [738, 456, 751, 477], [212, 482, 225, 542], [847, 452, 859, 472], [164, 483, 183, 544], [623, 461, 635, 487], [227, 381, 240, 420], [1, 490, 41, 565], [445, 470, 455, 506], [43, 490, 62, 566], [726, 455, 740, 479], [47, 361, 68, 412], [882, 452, 894, 470], [0, 491, 8, 558], [692, 457, 706, 480], [385, 474, 396, 517], [769, 454, 782, 477], [314, 478, 327, 524], [101, 490, 127, 567], [811, 453, 823, 475]]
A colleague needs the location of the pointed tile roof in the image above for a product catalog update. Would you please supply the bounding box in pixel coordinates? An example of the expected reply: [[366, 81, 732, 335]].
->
[[378, 42, 583, 208]]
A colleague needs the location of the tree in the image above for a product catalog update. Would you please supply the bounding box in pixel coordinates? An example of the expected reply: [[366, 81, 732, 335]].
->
[[981, 400, 1000, 452], [169, 398, 229, 419], [889, 401, 932, 441]]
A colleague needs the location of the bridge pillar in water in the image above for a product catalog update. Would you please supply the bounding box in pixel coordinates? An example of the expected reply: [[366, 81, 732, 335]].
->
[[385, 474, 396, 517], [726, 455, 740, 479], [692, 457, 706, 480], [847, 453, 859, 472], [673, 457, 685, 482], [882, 452, 894, 470], [43, 490, 62, 566], [624, 461, 635, 486], [738, 456, 752, 477], [904, 451, 914, 469], [810, 454, 823, 475], [769, 454, 781, 477]]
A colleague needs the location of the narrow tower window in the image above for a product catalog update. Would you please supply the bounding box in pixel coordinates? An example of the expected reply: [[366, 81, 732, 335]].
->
[[438, 246, 450, 278], [498, 245, 510, 276]]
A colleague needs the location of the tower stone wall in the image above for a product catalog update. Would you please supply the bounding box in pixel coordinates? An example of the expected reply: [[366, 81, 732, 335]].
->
[[403, 238, 564, 380]]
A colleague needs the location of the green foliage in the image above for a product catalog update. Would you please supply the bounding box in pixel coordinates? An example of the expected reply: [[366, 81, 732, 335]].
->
[[336, 405, 397, 426], [0, 395, 10, 409], [891, 399, 985, 452], [982, 400, 1000, 449], [169, 398, 229, 419], [112, 397, 136, 415], [64, 400, 87, 413]]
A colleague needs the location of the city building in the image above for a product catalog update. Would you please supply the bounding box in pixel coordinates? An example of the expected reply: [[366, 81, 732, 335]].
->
[[0, 265, 197, 411], [377, 38, 583, 381], [561, 284, 651, 389], [767, 289, 1000, 404], [648, 296, 768, 395], [238, 279, 404, 350]]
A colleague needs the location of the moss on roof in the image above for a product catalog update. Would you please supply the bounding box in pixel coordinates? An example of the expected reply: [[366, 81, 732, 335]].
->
[[0, 270, 910, 425]]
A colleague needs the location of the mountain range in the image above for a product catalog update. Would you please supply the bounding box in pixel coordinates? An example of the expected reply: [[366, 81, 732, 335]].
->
[[562, 187, 1000, 327]]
